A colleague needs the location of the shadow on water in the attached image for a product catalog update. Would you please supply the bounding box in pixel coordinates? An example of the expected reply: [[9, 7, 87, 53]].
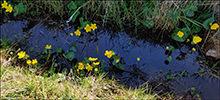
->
[[1, 16, 219, 99]]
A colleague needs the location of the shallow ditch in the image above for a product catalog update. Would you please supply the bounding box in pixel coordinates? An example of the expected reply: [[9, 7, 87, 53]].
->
[[1, 16, 219, 99]]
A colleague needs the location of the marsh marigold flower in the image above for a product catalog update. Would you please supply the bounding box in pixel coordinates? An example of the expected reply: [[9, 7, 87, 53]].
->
[[78, 62, 84, 70], [192, 48, 196, 51], [94, 68, 98, 72], [91, 23, 97, 31], [84, 24, 91, 32], [166, 46, 169, 50], [26, 60, 32, 65], [116, 59, 120, 63], [193, 36, 202, 44], [104, 50, 115, 58], [32, 59, 38, 64], [1, 0, 8, 9], [74, 29, 81, 36], [137, 57, 140, 61], [186, 39, 190, 43], [86, 63, 93, 71], [88, 57, 98, 61], [5, 4, 13, 13], [45, 45, 52, 49], [17, 51, 26, 59], [210, 23, 219, 30], [93, 62, 100, 65], [70, 32, 73, 36], [177, 31, 184, 38]]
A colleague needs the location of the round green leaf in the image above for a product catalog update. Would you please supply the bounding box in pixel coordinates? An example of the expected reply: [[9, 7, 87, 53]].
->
[[68, 1, 77, 10], [65, 52, 75, 61], [56, 47, 62, 53], [202, 17, 214, 30]]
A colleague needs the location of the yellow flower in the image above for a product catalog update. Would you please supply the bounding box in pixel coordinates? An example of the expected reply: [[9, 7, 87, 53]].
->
[[91, 23, 97, 31], [26, 60, 32, 65], [116, 59, 120, 63], [104, 50, 115, 58], [78, 62, 84, 70], [210, 23, 219, 30], [45, 45, 52, 49], [32, 59, 38, 64], [137, 57, 140, 61], [193, 36, 202, 44], [192, 48, 196, 51], [1, 1, 7, 9], [166, 46, 169, 50], [186, 39, 190, 43], [5, 4, 13, 13], [94, 68, 98, 72], [74, 29, 81, 36], [88, 57, 98, 61], [84, 24, 91, 32], [86, 63, 93, 71], [70, 32, 73, 36], [93, 62, 100, 65], [177, 31, 184, 38], [17, 51, 26, 59]]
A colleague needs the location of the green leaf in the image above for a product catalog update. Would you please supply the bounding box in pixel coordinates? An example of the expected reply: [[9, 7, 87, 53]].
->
[[117, 63, 124, 70], [56, 47, 62, 53], [166, 74, 174, 79], [70, 11, 80, 22], [191, 87, 195, 94], [141, 20, 154, 28], [67, 1, 77, 10], [65, 52, 75, 61], [69, 47, 77, 52], [167, 56, 172, 62], [191, 5, 197, 11], [202, 17, 214, 30], [84, 57, 90, 63], [42, 48, 47, 54], [168, 45, 175, 51], [112, 55, 119, 60], [79, 17, 84, 27], [171, 28, 188, 42], [112, 60, 117, 66], [14, 2, 27, 16], [185, 10, 194, 17]]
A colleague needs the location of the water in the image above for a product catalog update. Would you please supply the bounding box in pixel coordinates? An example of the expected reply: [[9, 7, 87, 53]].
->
[[1, 17, 219, 99]]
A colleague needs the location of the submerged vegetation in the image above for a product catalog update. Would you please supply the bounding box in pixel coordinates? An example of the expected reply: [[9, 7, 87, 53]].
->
[[1, 0, 220, 99]]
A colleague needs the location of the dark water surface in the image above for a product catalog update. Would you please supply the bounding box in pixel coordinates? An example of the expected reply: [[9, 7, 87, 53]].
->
[[1, 18, 219, 99]]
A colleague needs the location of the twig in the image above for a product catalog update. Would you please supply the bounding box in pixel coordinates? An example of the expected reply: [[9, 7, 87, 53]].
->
[[66, 1, 91, 24], [201, 29, 211, 49]]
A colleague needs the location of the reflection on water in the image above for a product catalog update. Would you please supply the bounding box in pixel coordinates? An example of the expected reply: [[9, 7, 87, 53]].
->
[[1, 17, 219, 99]]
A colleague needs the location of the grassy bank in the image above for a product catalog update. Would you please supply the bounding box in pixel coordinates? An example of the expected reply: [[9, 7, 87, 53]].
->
[[0, 49, 158, 99]]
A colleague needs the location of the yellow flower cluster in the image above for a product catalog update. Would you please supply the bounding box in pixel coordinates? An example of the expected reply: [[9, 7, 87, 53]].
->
[[77, 57, 100, 72], [177, 31, 184, 38], [26, 59, 38, 65], [193, 36, 202, 44], [1, 0, 13, 13], [104, 50, 115, 58], [70, 23, 97, 36]]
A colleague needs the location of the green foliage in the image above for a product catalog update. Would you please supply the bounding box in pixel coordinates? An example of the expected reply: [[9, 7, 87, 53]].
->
[[167, 56, 172, 62], [191, 87, 195, 94], [168, 45, 175, 51], [14, 2, 27, 17], [166, 74, 174, 79], [65, 52, 75, 61], [202, 17, 214, 30]]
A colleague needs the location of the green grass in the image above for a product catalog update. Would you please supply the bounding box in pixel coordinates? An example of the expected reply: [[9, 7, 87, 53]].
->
[[0, 51, 157, 99], [11, 0, 218, 32]]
